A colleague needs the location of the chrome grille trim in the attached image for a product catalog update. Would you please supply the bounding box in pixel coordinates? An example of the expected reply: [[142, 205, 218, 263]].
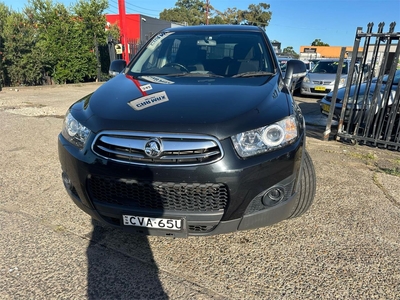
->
[[312, 81, 332, 85], [91, 131, 224, 166]]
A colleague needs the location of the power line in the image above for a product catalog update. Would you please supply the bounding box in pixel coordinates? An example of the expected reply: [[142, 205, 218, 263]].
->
[[108, 0, 159, 18], [124, 1, 161, 12]]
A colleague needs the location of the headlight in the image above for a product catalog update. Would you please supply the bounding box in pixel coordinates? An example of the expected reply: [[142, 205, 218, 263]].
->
[[62, 112, 91, 149], [231, 115, 298, 158], [347, 93, 372, 106], [339, 78, 346, 86], [302, 76, 310, 83]]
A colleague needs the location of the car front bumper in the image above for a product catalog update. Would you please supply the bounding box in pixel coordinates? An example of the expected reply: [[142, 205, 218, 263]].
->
[[320, 98, 364, 124], [301, 82, 338, 96], [58, 132, 305, 237]]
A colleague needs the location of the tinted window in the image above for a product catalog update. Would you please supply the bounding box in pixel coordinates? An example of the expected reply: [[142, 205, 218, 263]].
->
[[129, 30, 274, 77], [311, 61, 349, 74]]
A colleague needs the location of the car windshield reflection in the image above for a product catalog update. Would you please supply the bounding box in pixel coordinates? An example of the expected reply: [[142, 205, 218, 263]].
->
[[128, 31, 275, 78], [310, 61, 349, 74]]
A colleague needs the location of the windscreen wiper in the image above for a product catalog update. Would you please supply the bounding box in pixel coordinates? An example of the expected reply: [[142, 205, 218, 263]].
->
[[232, 71, 275, 78], [166, 73, 225, 78]]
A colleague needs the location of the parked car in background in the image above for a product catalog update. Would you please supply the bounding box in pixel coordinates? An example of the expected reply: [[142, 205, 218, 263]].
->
[[301, 59, 357, 96], [277, 56, 293, 68], [281, 59, 314, 94], [58, 25, 315, 238], [302, 60, 315, 72], [320, 69, 399, 136]]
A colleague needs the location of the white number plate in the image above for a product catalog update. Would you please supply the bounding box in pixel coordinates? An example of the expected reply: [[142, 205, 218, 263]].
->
[[123, 215, 182, 231]]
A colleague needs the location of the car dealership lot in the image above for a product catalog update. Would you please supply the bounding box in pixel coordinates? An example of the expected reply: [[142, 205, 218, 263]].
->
[[1, 84, 399, 299]]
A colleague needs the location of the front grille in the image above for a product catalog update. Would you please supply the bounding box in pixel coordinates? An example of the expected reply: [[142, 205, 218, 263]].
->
[[88, 175, 229, 212], [92, 131, 223, 166], [312, 81, 332, 85], [188, 225, 216, 233]]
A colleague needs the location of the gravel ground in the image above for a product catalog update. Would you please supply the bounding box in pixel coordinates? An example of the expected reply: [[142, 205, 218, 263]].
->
[[0, 83, 399, 299]]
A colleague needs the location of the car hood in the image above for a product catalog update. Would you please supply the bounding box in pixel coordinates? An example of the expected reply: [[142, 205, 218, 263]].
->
[[307, 72, 346, 81], [334, 83, 376, 101], [332, 82, 397, 100], [71, 74, 291, 139], [325, 82, 397, 109]]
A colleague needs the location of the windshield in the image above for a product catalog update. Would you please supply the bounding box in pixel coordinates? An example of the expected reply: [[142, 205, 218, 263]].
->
[[128, 30, 274, 77], [310, 61, 349, 74]]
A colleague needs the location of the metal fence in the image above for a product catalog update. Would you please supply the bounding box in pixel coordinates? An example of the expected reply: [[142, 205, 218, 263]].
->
[[107, 38, 143, 63], [324, 22, 400, 151]]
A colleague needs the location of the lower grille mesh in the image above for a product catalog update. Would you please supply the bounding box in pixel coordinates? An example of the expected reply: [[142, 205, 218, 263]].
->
[[88, 175, 229, 212]]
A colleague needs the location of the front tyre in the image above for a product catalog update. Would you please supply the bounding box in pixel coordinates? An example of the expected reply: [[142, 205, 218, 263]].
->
[[289, 150, 316, 218]]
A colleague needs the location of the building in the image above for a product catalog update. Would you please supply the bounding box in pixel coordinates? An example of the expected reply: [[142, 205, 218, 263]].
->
[[299, 45, 398, 75], [106, 14, 181, 62], [298, 46, 357, 60]]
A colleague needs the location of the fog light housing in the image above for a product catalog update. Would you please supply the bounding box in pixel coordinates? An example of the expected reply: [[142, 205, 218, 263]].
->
[[262, 187, 285, 206], [62, 172, 72, 190]]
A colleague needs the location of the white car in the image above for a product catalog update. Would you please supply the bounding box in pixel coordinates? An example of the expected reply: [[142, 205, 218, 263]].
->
[[301, 59, 358, 96]]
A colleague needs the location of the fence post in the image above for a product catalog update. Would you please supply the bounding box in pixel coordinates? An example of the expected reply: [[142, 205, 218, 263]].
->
[[323, 47, 347, 141]]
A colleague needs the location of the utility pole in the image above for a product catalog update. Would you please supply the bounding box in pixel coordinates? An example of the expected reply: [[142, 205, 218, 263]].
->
[[118, 0, 129, 63]]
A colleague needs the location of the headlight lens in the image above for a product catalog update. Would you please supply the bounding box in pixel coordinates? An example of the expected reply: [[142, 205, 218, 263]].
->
[[346, 93, 372, 106], [231, 115, 298, 158], [302, 76, 310, 83], [62, 112, 91, 149]]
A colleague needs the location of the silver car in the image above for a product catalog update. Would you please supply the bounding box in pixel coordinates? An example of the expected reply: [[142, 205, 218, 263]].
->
[[320, 69, 400, 125], [301, 59, 356, 96]]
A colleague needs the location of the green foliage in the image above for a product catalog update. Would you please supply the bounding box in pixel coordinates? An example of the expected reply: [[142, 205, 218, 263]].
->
[[160, 0, 208, 25], [282, 46, 299, 58], [0, 3, 10, 86], [213, 7, 243, 25], [73, 0, 108, 82], [242, 3, 272, 29], [2, 11, 43, 85], [160, 1, 272, 29], [311, 39, 329, 46], [0, 0, 109, 86]]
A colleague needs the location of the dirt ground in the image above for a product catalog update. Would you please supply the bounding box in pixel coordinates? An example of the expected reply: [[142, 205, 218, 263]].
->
[[1, 83, 399, 299]]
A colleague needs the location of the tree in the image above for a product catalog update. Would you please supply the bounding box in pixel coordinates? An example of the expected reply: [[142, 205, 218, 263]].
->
[[311, 39, 329, 46], [213, 7, 244, 25], [241, 3, 271, 30], [73, 0, 108, 82], [0, 0, 110, 86], [160, 0, 210, 25], [24, 0, 78, 84], [0, 3, 10, 87], [160, 1, 272, 29], [282, 46, 298, 58], [2, 11, 43, 85]]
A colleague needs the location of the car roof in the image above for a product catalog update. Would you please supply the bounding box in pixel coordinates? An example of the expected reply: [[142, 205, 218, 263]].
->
[[164, 25, 265, 33], [317, 58, 351, 62]]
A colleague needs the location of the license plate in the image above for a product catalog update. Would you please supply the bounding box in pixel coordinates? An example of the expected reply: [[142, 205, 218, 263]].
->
[[123, 215, 182, 231], [315, 86, 326, 91], [322, 103, 330, 113]]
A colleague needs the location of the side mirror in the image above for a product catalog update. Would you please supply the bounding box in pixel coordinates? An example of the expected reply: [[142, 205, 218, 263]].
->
[[109, 59, 127, 76], [283, 59, 307, 90]]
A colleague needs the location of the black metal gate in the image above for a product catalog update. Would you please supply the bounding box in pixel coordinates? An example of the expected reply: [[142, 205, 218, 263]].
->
[[107, 38, 143, 63], [324, 22, 400, 151]]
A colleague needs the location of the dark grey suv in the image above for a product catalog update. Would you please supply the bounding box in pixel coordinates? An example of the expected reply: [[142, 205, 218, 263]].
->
[[58, 25, 316, 238]]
